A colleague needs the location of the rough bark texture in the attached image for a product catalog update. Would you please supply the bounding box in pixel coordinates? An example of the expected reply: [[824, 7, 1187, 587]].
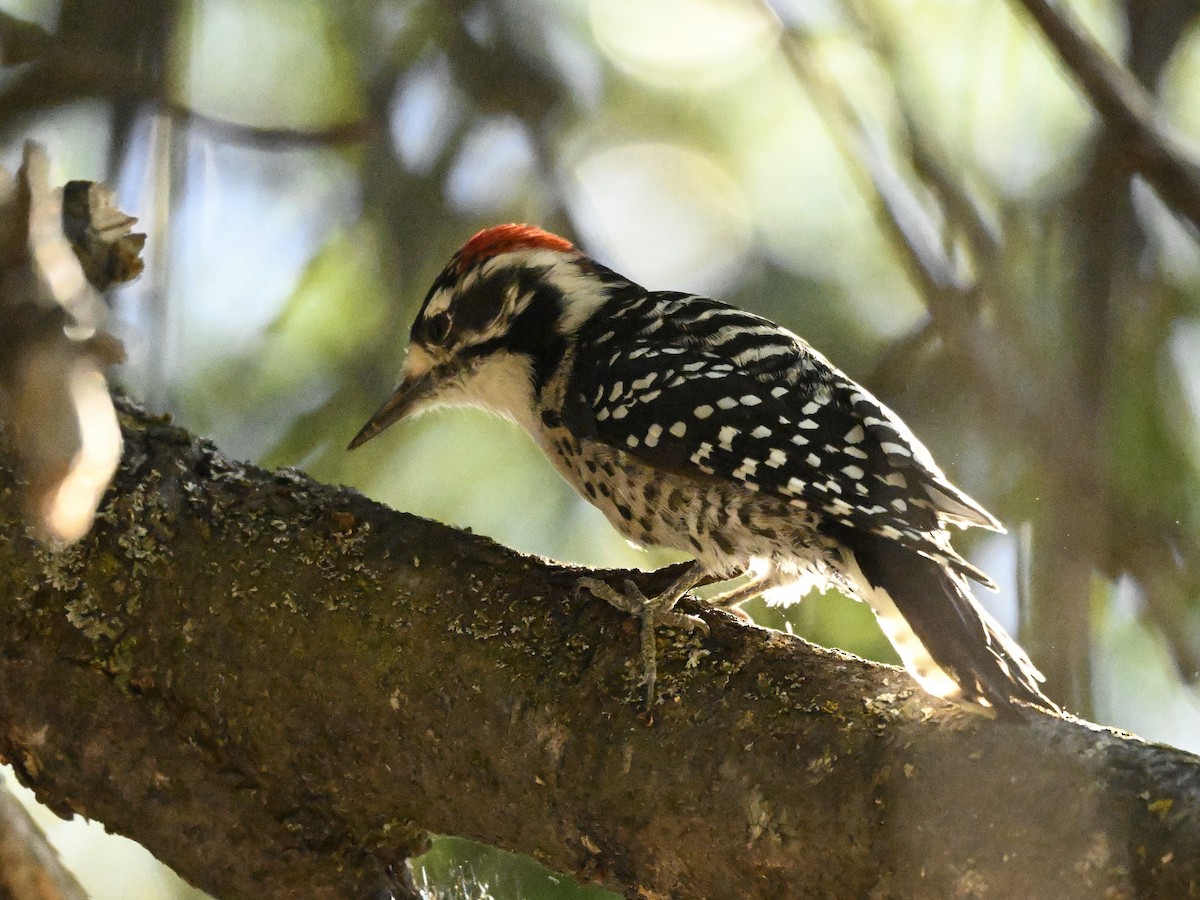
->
[[0, 398, 1198, 899]]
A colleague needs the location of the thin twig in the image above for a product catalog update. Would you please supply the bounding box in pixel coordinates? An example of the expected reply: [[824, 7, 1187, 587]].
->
[[765, 11, 976, 323], [841, 0, 1003, 271]]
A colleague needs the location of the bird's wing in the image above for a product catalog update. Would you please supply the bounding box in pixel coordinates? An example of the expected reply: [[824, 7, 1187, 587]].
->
[[564, 302, 999, 583]]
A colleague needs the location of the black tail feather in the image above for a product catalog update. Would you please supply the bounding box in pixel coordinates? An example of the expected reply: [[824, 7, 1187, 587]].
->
[[835, 526, 1058, 715]]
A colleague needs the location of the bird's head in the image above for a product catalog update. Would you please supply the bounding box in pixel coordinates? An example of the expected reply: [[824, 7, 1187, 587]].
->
[[348, 224, 613, 449]]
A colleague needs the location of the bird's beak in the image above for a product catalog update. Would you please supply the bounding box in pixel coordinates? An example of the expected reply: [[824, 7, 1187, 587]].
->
[[347, 366, 437, 450]]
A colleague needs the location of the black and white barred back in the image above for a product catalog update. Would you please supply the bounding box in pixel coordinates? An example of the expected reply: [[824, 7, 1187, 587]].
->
[[352, 225, 1056, 714]]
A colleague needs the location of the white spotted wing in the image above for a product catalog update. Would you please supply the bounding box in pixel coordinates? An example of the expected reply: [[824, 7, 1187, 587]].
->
[[565, 294, 1001, 583]]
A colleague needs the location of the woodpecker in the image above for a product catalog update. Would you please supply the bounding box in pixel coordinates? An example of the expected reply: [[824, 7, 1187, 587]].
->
[[349, 224, 1057, 715]]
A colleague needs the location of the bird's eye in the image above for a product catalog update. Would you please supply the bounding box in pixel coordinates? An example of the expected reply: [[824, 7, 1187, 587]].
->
[[425, 312, 452, 345]]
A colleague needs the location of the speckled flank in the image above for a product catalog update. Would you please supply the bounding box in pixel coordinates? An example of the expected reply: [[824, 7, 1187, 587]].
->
[[541, 422, 827, 585]]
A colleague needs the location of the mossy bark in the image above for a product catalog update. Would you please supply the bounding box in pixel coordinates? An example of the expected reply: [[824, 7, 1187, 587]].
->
[[0, 398, 1197, 899]]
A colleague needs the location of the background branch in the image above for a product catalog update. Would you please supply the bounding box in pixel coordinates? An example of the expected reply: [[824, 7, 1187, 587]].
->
[[1011, 0, 1200, 232]]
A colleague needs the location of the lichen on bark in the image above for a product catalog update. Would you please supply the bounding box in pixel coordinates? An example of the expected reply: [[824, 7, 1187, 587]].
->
[[0, 398, 1198, 899]]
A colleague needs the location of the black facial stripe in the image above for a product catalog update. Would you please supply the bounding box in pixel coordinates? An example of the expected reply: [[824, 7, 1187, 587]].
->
[[414, 262, 555, 346], [462, 283, 568, 394]]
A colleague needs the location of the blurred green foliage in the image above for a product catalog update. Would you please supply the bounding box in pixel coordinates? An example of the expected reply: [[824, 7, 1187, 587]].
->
[[416, 837, 613, 900], [2, 0, 1200, 897]]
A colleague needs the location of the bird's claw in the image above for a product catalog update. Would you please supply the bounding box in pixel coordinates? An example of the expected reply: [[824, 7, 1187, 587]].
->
[[577, 575, 708, 714]]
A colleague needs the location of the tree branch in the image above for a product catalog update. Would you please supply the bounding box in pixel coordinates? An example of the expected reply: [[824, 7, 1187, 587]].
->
[[0, 398, 1198, 898], [0, 13, 371, 149], [1011, 0, 1200, 232]]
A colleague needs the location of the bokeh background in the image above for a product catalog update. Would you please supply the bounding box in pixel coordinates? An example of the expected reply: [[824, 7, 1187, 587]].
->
[[3, 0, 1200, 896]]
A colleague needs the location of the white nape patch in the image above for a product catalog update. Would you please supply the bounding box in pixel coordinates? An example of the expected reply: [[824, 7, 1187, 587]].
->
[[840, 554, 962, 700], [545, 256, 613, 334]]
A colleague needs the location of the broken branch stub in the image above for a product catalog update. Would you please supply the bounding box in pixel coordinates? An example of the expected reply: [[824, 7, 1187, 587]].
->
[[0, 141, 143, 545]]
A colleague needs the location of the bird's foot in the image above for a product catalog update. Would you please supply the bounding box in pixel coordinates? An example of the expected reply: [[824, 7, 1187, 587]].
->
[[577, 574, 708, 715]]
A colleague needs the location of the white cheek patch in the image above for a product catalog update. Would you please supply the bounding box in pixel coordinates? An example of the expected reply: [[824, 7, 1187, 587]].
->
[[426, 350, 539, 436]]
